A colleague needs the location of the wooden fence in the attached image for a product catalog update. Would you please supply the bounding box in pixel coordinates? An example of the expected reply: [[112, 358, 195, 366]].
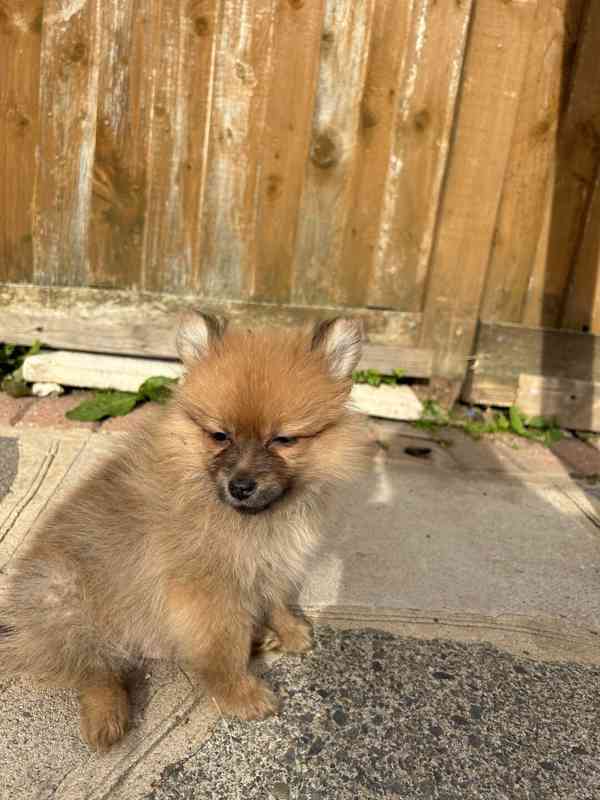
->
[[2, 0, 600, 406]]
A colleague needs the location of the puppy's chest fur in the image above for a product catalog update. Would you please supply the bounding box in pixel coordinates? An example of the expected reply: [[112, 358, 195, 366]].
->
[[210, 505, 321, 606]]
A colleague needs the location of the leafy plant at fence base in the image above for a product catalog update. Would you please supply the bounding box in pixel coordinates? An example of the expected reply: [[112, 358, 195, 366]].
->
[[66, 376, 178, 421], [416, 400, 562, 447], [414, 399, 448, 429], [0, 341, 42, 397], [138, 375, 176, 404], [352, 368, 405, 387], [66, 391, 139, 422], [1, 368, 30, 398]]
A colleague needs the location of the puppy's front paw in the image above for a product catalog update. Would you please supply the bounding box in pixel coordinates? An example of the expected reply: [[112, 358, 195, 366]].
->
[[251, 625, 282, 655], [80, 685, 129, 752], [216, 678, 280, 721], [277, 616, 313, 654]]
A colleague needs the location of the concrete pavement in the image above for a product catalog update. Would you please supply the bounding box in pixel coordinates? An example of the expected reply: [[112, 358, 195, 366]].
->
[[1, 420, 600, 798]]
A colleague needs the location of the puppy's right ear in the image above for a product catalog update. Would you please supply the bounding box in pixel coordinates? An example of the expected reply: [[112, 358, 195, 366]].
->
[[176, 311, 228, 365], [311, 317, 363, 380]]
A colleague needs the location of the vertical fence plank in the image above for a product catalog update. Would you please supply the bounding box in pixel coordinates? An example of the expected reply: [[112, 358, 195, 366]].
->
[[184, 0, 222, 294], [290, 0, 374, 308], [88, 0, 152, 289], [143, 0, 221, 293], [560, 169, 600, 333], [520, 163, 556, 328], [0, 1, 42, 283], [522, 0, 600, 329], [331, 0, 410, 309], [420, 0, 536, 381], [342, 0, 472, 312], [249, 0, 325, 303], [481, 0, 584, 324], [89, 0, 221, 293], [33, 0, 101, 286], [196, 0, 277, 300]]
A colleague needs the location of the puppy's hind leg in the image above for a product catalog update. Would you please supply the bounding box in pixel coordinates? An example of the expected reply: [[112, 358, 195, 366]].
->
[[79, 674, 129, 751]]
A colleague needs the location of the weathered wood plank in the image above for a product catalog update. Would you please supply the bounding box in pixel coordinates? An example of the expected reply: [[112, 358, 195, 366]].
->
[[522, 0, 600, 329], [290, 0, 375, 307], [560, 168, 600, 334], [143, 0, 223, 293], [249, 0, 325, 303], [90, 0, 222, 293], [420, 0, 536, 381], [520, 166, 556, 329], [196, 0, 277, 300], [0, 1, 43, 283], [481, 0, 585, 324], [463, 322, 600, 407], [88, 0, 151, 289], [347, 0, 472, 312], [33, 0, 102, 286], [516, 374, 600, 433], [184, 0, 223, 294], [0, 285, 426, 368], [333, 0, 411, 309]]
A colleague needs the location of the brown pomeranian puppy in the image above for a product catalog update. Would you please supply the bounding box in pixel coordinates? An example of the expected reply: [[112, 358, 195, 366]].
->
[[0, 314, 368, 750]]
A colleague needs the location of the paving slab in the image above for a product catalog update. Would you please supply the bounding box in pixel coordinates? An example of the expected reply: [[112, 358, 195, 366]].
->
[[1, 425, 600, 799]]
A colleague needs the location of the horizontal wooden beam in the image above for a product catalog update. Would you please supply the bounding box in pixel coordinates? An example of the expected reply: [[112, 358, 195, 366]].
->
[[463, 321, 600, 407], [0, 284, 433, 377]]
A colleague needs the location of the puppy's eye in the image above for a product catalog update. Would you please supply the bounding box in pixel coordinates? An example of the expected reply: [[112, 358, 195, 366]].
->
[[271, 436, 298, 447], [209, 431, 229, 443]]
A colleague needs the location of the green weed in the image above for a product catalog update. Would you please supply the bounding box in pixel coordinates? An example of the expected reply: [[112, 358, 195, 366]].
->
[[66, 376, 178, 422]]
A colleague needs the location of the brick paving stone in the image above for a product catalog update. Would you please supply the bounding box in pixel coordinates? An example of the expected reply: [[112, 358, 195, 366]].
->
[[16, 392, 99, 430], [0, 393, 37, 427]]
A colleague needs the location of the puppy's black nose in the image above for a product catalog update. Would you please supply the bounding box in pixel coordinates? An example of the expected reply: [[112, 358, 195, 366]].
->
[[229, 477, 257, 501]]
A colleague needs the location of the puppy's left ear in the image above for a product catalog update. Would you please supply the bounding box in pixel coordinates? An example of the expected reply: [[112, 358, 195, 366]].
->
[[311, 318, 363, 380], [176, 311, 228, 365]]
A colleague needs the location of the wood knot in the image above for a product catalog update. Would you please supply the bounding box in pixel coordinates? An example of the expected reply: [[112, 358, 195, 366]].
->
[[531, 116, 553, 139], [311, 132, 338, 169], [70, 42, 87, 63], [361, 105, 378, 129], [414, 109, 430, 131], [266, 174, 283, 198], [321, 31, 334, 51], [193, 16, 209, 36], [289, 0, 304, 7]]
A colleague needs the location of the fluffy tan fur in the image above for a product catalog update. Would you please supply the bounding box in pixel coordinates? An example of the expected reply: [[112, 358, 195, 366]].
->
[[0, 316, 368, 750]]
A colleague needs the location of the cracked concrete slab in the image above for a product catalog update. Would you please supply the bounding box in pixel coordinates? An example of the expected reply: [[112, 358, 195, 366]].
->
[[148, 626, 600, 800], [1, 426, 600, 799]]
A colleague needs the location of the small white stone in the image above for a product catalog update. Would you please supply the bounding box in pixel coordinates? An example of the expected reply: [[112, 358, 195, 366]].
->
[[31, 382, 64, 397]]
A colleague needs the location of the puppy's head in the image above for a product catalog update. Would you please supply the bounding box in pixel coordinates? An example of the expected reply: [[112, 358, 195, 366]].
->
[[173, 312, 366, 514]]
